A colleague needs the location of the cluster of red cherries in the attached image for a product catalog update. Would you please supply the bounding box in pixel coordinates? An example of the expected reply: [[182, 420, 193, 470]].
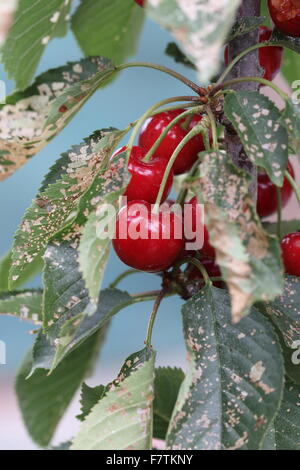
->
[[113, 0, 300, 280]]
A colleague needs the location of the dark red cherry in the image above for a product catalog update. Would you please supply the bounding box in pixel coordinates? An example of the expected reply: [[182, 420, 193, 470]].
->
[[281, 232, 300, 276], [113, 146, 173, 204], [134, 0, 145, 6], [186, 254, 223, 288], [186, 197, 215, 258], [268, 0, 300, 37], [257, 160, 294, 218], [225, 25, 283, 82], [138, 110, 207, 175], [113, 200, 185, 272]]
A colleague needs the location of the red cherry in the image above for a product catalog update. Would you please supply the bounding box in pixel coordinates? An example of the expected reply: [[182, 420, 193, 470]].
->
[[113, 146, 173, 204], [257, 160, 294, 218], [186, 255, 223, 288], [113, 200, 185, 272], [268, 0, 300, 37], [134, 0, 145, 6], [281, 232, 300, 276], [138, 110, 207, 175], [186, 197, 215, 258], [225, 26, 283, 82]]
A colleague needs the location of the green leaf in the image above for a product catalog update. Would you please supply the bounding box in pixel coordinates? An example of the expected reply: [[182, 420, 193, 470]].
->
[[224, 91, 288, 186], [10, 128, 125, 289], [153, 367, 184, 440], [1, 0, 73, 90], [260, 275, 300, 385], [195, 149, 283, 322], [166, 286, 284, 450], [71, 0, 144, 64], [146, 0, 241, 84], [33, 288, 132, 372], [165, 43, 196, 70], [0, 57, 115, 181], [71, 347, 155, 450], [264, 220, 300, 238], [78, 148, 130, 302], [270, 28, 300, 54], [51, 441, 72, 450], [281, 49, 300, 87], [227, 16, 266, 42], [0, 249, 43, 292], [77, 383, 105, 422], [0, 289, 42, 324], [274, 381, 300, 450], [280, 99, 300, 155], [15, 331, 102, 447]]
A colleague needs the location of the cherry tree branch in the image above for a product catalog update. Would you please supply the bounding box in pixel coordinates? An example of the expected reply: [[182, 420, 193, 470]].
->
[[224, 0, 261, 201]]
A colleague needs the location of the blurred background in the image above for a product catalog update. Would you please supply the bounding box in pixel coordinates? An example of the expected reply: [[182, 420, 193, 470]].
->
[[0, 8, 298, 450]]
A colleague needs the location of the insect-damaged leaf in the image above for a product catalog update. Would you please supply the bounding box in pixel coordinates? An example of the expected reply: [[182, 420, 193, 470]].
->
[[166, 286, 284, 450], [0, 289, 42, 324], [280, 99, 300, 155], [274, 381, 300, 450], [71, 347, 155, 450], [34, 288, 132, 372], [1, 0, 73, 90], [224, 91, 288, 186], [9, 128, 126, 289], [194, 149, 283, 322], [259, 275, 300, 385], [0, 57, 115, 181], [16, 331, 102, 448], [71, 0, 144, 64], [146, 0, 241, 84]]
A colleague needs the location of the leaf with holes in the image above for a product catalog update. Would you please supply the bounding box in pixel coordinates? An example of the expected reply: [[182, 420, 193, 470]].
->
[[15, 331, 102, 447], [0, 249, 43, 292], [0, 57, 115, 181], [153, 367, 184, 440], [1, 0, 73, 89], [224, 91, 288, 186], [166, 286, 284, 450], [71, 0, 144, 64], [10, 128, 126, 289], [0, 289, 42, 324], [259, 275, 300, 385], [146, 0, 241, 84], [193, 149, 283, 322], [71, 347, 155, 450]]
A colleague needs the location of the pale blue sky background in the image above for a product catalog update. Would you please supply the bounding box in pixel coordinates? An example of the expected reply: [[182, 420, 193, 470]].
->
[[0, 15, 201, 377]]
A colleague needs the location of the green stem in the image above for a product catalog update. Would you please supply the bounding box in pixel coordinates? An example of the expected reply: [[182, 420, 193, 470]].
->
[[211, 76, 288, 101], [175, 256, 212, 286], [216, 42, 269, 86], [116, 62, 202, 95], [206, 107, 218, 150], [153, 122, 209, 211], [109, 269, 139, 289], [285, 170, 300, 206], [145, 290, 165, 346], [127, 96, 199, 152], [143, 106, 204, 162], [276, 187, 282, 240]]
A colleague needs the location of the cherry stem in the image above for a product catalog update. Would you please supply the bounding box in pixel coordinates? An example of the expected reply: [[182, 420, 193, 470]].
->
[[116, 62, 203, 95], [216, 42, 271, 86], [143, 105, 204, 163], [127, 96, 200, 153], [210, 76, 288, 101], [145, 290, 166, 346], [276, 187, 283, 240], [153, 118, 210, 211], [175, 256, 212, 286], [285, 170, 300, 206], [109, 269, 139, 289], [206, 106, 218, 150]]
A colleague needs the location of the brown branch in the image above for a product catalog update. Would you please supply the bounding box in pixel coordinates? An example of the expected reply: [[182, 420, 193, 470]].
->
[[224, 0, 261, 201]]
